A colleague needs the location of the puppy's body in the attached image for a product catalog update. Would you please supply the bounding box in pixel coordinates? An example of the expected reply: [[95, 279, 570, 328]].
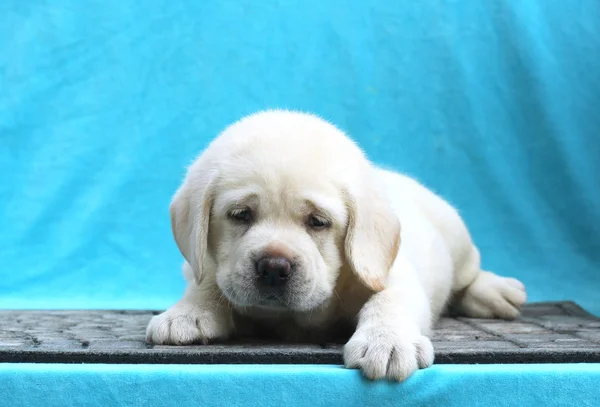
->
[[147, 110, 526, 380]]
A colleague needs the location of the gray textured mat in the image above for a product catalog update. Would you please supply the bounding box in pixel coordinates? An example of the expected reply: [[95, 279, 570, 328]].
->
[[1, 302, 598, 364]]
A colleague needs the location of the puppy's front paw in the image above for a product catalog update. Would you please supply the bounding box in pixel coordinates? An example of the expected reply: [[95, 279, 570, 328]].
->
[[457, 271, 527, 320], [146, 305, 232, 345], [343, 325, 434, 381]]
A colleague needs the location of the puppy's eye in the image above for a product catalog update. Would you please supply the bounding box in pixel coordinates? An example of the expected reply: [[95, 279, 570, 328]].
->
[[229, 208, 252, 222], [307, 215, 330, 230]]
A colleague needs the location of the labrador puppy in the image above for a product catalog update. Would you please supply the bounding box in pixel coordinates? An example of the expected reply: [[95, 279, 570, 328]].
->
[[146, 110, 527, 381]]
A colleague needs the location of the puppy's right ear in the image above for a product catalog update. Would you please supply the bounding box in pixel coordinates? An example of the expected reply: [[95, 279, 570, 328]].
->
[[170, 174, 215, 285]]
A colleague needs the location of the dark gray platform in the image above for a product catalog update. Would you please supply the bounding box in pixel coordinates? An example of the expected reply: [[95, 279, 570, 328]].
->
[[1, 302, 599, 365]]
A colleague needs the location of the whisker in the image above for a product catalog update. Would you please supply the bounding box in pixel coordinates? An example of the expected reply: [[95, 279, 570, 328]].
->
[[332, 288, 346, 312]]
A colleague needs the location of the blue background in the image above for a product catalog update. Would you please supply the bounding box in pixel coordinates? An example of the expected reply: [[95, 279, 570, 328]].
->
[[0, 1, 598, 313]]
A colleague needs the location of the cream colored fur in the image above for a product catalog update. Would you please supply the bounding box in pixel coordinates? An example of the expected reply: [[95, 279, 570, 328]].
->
[[146, 110, 527, 381]]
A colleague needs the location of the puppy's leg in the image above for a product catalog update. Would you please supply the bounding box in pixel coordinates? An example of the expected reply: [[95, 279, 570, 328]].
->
[[146, 270, 234, 345], [343, 259, 435, 381], [452, 246, 527, 319]]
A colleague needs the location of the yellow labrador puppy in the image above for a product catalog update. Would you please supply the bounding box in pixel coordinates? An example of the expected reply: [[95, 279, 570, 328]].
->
[[146, 110, 526, 381]]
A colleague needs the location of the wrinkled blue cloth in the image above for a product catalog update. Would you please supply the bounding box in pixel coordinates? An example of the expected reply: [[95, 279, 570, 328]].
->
[[1, 364, 600, 407], [0, 0, 598, 313]]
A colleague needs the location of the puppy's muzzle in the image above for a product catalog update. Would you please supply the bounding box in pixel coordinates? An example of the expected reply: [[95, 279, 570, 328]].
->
[[255, 256, 293, 288]]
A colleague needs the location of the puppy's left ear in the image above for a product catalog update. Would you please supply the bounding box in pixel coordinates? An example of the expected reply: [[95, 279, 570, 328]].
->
[[344, 178, 401, 292]]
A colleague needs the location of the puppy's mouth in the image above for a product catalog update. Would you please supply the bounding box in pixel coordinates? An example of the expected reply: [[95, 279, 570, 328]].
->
[[256, 291, 290, 308], [218, 283, 287, 309], [263, 291, 282, 302], [220, 283, 320, 312], [217, 265, 329, 313]]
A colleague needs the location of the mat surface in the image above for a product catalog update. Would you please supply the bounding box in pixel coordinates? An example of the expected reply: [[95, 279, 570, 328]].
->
[[2, 302, 598, 365]]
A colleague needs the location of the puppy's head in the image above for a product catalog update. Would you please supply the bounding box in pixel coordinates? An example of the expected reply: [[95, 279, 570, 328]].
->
[[171, 110, 400, 313]]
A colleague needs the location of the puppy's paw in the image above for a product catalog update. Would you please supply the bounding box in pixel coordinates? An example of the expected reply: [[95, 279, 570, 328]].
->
[[146, 305, 232, 345], [457, 271, 527, 320], [343, 324, 434, 381]]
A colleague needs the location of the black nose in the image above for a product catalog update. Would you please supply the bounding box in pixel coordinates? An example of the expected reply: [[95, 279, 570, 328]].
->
[[256, 256, 292, 287]]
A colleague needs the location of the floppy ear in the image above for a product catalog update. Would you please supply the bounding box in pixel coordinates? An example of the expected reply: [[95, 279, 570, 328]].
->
[[344, 182, 401, 292], [170, 175, 215, 285]]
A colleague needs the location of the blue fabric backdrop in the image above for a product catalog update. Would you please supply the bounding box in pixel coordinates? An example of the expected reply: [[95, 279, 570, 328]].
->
[[1, 0, 598, 314]]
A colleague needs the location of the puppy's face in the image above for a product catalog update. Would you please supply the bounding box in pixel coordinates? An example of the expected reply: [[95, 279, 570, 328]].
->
[[210, 169, 348, 312], [171, 111, 400, 317]]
